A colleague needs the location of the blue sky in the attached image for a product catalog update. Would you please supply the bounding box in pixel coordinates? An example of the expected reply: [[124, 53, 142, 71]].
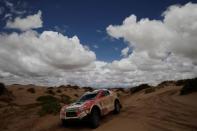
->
[[0, 0, 192, 62]]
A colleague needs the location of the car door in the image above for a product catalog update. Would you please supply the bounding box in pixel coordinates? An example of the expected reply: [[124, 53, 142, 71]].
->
[[104, 90, 114, 112], [102, 90, 113, 113], [98, 91, 109, 115]]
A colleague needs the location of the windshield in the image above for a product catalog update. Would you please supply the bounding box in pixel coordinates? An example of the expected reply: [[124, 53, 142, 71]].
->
[[77, 92, 98, 102]]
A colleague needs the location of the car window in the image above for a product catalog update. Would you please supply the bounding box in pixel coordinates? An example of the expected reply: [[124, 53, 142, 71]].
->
[[77, 92, 98, 102], [103, 90, 110, 96]]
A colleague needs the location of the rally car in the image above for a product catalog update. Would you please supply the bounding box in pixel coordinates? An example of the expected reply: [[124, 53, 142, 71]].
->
[[60, 89, 121, 128]]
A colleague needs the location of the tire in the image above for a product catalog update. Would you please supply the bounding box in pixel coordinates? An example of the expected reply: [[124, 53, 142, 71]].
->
[[61, 119, 67, 126], [89, 108, 100, 128], [114, 100, 121, 114]]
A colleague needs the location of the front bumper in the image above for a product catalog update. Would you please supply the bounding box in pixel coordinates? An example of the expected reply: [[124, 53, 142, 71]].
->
[[60, 110, 89, 120]]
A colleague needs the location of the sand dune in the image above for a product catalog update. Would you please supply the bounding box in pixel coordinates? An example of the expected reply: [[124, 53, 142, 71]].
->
[[0, 83, 197, 131], [95, 86, 197, 131]]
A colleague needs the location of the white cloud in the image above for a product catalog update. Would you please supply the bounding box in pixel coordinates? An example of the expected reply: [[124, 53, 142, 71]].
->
[[107, 15, 172, 60], [6, 10, 42, 31], [121, 47, 130, 57], [1, 3, 197, 88], [53, 25, 68, 34], [107, 3, 197, 62], [0, 30, 96, 77], [164, 3, 197, 62], [93, 45, 98, 49], [105, 2, 197, 87], [4, 13, 12, 20]]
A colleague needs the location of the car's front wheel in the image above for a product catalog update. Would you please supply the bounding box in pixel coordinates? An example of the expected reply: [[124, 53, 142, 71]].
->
[[114, 100, 121, 114], [61, 119, 67, 126], [89, 108, 100, 128]]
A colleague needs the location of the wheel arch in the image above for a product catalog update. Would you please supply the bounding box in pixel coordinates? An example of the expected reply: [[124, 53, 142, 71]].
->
[[114, 98, 122, 108], [91, 105, 101, 116], [114, 98, 120, 104]]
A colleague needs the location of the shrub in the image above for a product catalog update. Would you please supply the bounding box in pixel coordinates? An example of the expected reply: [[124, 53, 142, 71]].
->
[[36, 95, 61, 116], [72, 85, 80, 90], [56, 89, 62, 93], [130, 84, 152, 94], [36, 95, 58, 102], [116, 88, 126, 93], [27, 88, 35, 94], [60, 94, 72, 104], [157, 81, 176, 87], [176, 79, 188, 86], [45, 89, 55, 95], [83, 87, 93, 91], [145, 88, 155, 94], [47, 87, 54, 90], [117, 93, 121, 97], [180, 78, 197, 95], [74, 94, 79, 97], [0, 83, 6, 95], [0, 83, 14, 102]]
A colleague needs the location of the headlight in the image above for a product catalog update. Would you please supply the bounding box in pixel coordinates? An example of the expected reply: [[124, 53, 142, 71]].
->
[[61, 105, 67, 112]]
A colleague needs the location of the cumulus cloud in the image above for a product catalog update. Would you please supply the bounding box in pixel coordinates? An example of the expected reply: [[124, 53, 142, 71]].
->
[[0, 30, 96, 77], [1, 3, 197, 88], [107, 14, 172, 60], [164, 3, 197, 62], [105, 2, 197, 86], [121, 47, 130, 57], [1, 9, 97, 86], [107, 3, 197, 62], [6, 10, 42, 31], [93, 45, 98, 49]]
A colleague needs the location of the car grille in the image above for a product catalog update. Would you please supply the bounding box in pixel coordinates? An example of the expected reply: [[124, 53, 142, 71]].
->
[[66, 111, 77, 117]]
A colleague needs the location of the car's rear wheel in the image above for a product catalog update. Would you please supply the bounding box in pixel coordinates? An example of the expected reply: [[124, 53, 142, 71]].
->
[[114, 100, 121, 114], [89, 108, 100, 128]]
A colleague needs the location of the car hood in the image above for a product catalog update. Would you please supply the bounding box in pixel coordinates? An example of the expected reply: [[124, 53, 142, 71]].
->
[[66, 101, 84, 110]]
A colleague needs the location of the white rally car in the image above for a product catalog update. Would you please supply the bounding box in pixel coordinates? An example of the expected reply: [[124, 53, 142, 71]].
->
[[60, 89, 121, 128]]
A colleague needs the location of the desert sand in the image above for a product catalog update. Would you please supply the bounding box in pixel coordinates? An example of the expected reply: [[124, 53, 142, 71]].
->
[[0, 83, 197, 131]]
